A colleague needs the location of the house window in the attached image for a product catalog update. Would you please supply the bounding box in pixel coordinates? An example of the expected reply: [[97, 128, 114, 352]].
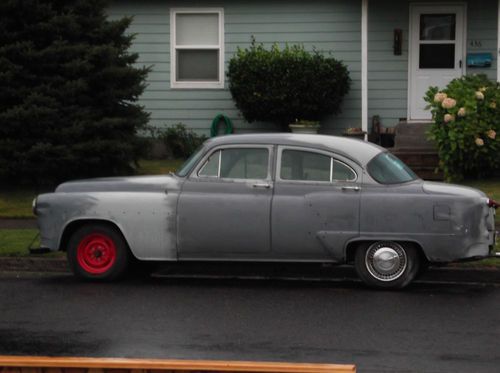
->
[[170, 8, 224, 89]]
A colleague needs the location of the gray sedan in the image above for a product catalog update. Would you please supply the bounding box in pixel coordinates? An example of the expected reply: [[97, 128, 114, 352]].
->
[[33, 134, 497, 288]]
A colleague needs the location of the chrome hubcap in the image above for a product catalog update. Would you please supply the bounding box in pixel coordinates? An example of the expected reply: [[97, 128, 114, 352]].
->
[[365, 242, 407, 281]]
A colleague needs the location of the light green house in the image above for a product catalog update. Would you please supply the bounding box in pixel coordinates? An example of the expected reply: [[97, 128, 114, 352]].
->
[[109, 0, 499, 135]]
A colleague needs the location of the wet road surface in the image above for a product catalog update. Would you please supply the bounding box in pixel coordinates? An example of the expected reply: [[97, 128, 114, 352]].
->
[[0, 272, 499, 372]]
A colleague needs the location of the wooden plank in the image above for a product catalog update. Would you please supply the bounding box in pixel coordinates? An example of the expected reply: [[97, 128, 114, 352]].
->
[[0, 356, 355, 373]]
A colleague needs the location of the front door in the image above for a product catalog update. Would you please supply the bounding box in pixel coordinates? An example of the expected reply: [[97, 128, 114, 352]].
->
[[409, 4, 465, 120], [177, 145, 273, 259]]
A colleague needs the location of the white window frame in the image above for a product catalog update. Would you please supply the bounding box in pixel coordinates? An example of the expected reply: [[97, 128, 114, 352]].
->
[[170, 8, 224, 89]]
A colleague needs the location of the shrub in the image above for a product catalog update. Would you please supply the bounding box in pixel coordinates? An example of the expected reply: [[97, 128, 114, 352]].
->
[[0, 0, 150, 186], [153, 124, 207, 159], [424, 75, 500, 181], [227, 41, 351, 130]]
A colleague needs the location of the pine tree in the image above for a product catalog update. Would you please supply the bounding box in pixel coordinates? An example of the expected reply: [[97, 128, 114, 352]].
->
[[0, 0, 150, 185]]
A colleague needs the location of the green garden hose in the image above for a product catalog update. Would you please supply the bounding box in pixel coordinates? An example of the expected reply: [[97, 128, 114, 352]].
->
[[210, 114, 234, 137]]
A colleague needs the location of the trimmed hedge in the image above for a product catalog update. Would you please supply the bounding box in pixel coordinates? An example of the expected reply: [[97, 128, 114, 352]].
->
[[227, 42, 350, 129]]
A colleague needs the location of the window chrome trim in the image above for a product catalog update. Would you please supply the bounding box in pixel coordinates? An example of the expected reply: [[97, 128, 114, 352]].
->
[[330, 158, 333, 183], [192, 145, 273, 182], [217, 149, 222, 178], [276, 146, 358, 184]]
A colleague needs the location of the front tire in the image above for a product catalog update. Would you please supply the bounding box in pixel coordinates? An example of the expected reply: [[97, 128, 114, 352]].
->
[[354, 241, 420, 289], [67, 224, 130, 281]]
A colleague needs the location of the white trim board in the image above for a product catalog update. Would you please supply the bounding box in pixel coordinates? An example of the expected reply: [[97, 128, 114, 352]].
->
[[170, 8, 225, 89], [407, 3, 467, 121], [361, 0, 368, 140]]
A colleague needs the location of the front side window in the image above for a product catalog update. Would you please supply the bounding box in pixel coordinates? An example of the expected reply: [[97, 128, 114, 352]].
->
[[280, 150, 356, 182], [170, 9, 224, 88], [198, 148, 269, 180], [176, 144, 207, 177], [367, 152, 419, 184]]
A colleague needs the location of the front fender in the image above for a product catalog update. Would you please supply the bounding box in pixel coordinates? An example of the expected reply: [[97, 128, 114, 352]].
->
[[36, 191, 179, 260]]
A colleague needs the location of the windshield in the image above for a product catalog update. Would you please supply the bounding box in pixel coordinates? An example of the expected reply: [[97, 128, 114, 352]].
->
[[367, 152, 419, 184], [175, 145, 206, 177]]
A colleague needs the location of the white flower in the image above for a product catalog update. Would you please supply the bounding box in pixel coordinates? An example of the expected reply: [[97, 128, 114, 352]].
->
[[441, 98, 457, 109], [475, 91, 485, 100], [434, 92, 447, 103], [487, 130, 496, 139], [475, 138, 484, 146], [457, 107, 466, 117], [444, 114, 455, 123]]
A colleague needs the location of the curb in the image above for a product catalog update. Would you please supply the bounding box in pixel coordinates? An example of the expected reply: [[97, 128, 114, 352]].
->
[[0, 256, 68, 273], [0, 257, 499, 284]]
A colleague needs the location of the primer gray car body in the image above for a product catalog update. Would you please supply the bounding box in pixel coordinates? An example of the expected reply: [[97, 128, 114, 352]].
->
[[35, 134, 496, 267]]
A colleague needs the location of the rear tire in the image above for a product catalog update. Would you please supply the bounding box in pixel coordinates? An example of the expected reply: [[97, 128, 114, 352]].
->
[[67, 224, 130, 281], [354, 241, 420, 289]]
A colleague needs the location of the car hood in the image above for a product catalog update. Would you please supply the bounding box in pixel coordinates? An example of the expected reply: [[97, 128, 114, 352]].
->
[[422, 181, 486, 198], [55, 174, 181, 193]]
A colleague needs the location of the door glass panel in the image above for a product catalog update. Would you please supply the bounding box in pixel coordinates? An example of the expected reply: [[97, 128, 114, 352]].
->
[[420, 14, 456, 40], [220, 148, 268, 179], [419, 44, 455, 68], [332, 160, 356, 181], [198, 150, 220, 177], [281, 150, 331, 182]]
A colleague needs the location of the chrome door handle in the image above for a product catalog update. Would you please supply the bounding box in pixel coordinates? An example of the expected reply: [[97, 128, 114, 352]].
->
[[253, 183, 271, 189], [341, 186, 361, 192]]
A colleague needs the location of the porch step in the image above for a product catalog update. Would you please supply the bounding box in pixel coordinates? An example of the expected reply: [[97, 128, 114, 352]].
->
[[390, 150, 443, 181], [391, 150, 439, 167], [394, 121, 436, 150], [390, 122, 443, 180]]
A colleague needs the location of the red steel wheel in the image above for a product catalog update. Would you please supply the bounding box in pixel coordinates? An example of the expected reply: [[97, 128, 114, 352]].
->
[[76, 233, 117, 274], [68, 224, 130, 281]]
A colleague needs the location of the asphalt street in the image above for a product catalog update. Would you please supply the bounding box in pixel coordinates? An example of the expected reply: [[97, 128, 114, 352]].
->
[[0, 272, 499, 373]]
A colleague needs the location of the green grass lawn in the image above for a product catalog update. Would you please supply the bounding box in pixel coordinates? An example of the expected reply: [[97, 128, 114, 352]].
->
[[0, 189, 38, 219], [0, 229, 39, 256], [459, 178, 500, 224], [136, 159, 185, 175]]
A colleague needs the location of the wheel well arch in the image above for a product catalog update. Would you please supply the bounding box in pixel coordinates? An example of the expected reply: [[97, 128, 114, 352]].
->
[[59, 219, 133, 257], [344, 239, 429, 264]]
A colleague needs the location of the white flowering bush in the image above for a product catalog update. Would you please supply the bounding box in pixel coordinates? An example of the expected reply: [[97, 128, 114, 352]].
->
[[424, 75, 500, 181]]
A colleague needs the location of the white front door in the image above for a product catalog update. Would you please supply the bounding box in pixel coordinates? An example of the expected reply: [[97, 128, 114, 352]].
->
[[409, 4, 465, 120]]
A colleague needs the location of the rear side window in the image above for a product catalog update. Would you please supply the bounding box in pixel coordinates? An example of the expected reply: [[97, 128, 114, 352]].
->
[[280, 150, 356, 182], [367, 152, 418, 184], [198, 148, 269, 179]]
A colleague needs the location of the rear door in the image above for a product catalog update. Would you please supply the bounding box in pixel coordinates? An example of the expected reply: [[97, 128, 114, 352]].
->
[[271, 146, 362, 261]]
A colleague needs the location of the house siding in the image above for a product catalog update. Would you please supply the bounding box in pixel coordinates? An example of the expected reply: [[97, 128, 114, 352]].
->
[[368, 0, 498, 128], [109, 0, 498, 134], [109, 0, 362, 135]]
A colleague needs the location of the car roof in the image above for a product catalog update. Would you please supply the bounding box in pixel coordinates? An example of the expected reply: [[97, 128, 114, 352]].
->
[[205, 133, 384, 166]]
